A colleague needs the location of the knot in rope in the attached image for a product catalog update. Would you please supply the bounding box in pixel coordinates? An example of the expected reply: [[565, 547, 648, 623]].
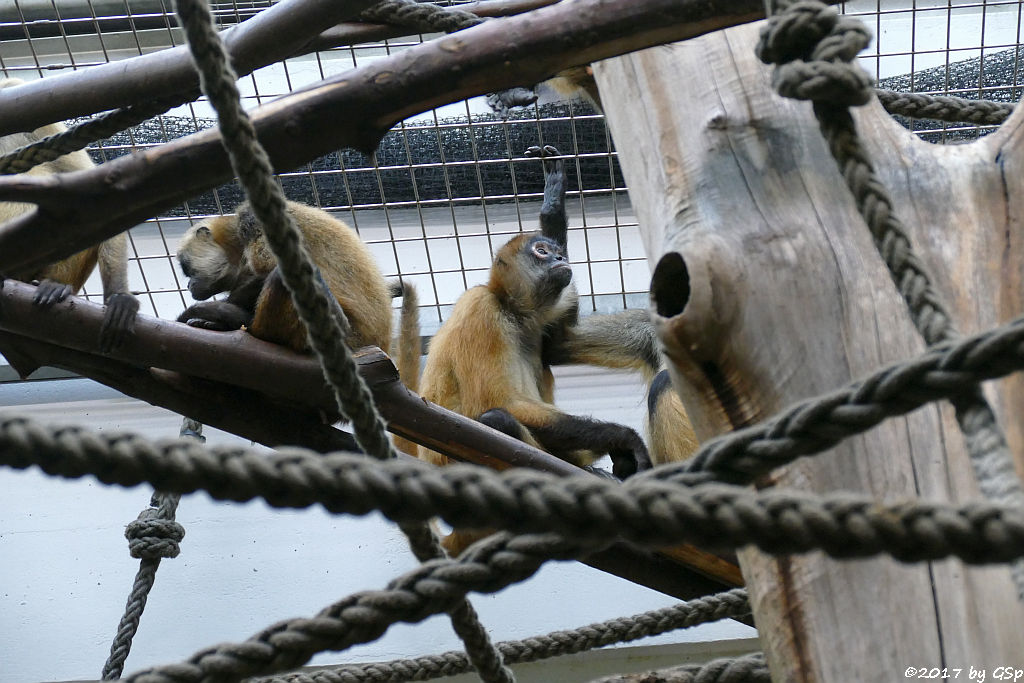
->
[[756, 0, 874, 107], [125, 506, 184, 560]]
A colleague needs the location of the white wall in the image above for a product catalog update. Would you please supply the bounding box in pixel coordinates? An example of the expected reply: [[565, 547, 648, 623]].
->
[[0, 370, 755, 683]]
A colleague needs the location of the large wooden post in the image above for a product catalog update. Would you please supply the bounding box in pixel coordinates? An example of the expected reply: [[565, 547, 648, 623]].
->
[[596, 22, 1024, 682]]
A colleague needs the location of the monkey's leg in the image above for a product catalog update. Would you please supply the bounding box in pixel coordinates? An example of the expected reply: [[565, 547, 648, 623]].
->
[[97, 233, 139, 352], [248, 267, 307, 351], [525, 144, 567, 250], [505, 400, 652, 479], [485, 87, 537, 119]]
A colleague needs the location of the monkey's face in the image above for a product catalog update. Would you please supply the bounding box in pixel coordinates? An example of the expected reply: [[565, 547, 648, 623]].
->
[[177, 224, 237, 300], [527, 236, 572, 299]]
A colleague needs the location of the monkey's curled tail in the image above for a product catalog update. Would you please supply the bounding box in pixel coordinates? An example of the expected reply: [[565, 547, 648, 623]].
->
[[391, 281, 421, 456]]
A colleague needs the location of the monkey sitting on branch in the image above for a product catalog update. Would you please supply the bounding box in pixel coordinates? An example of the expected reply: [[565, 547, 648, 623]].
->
[[0, 78, 138, 353], [417, 145, 650, 482], [175, 200, 420, 396]]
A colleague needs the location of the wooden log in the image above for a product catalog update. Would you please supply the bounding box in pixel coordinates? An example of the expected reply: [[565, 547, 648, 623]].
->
[[596, 21, 1024, 682]]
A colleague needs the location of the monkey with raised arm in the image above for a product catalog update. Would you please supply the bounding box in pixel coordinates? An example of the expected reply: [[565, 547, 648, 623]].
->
[[525, 145, 700, 466], [417, 145, 650, 481], [0, 78, 138, 352]]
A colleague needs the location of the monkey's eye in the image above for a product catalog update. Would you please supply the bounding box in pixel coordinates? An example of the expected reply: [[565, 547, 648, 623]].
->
[[533, 244, 549, 257]]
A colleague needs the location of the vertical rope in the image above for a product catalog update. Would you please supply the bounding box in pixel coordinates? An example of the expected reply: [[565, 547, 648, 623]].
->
[[755, 0, 1024, 598], [170, 1, 513, 680], [100, 418, 197, 679]]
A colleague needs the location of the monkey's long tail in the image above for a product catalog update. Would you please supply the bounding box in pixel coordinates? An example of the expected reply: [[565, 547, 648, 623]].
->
[[391, 281, 421, 457]]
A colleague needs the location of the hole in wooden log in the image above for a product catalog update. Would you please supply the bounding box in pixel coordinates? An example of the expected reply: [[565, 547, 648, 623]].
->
[[651, 252, 691, 317]]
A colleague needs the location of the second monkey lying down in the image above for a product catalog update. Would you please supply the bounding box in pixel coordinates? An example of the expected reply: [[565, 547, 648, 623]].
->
[[175, 201, 420, 391], [418, 146, 652, 481]]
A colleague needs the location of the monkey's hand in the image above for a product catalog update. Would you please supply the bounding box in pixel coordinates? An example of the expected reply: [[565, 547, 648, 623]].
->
[[608, 437, 652, 480], [525, 144, 564, 179], [486, 87, 538, 119], [177, 300, 252, 332], [99, 293, 140, 353], [33, 279, 74, 307]]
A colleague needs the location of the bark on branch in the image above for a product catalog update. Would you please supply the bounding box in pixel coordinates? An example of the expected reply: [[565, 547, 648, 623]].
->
[[0, 0, 766, 277]]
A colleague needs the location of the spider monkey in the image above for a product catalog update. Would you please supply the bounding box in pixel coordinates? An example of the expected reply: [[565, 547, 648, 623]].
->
[[175, 200, 422, 394], [524, 145, 699, 466], [417, 145, 651, 481], [0, 78, 138, 352]]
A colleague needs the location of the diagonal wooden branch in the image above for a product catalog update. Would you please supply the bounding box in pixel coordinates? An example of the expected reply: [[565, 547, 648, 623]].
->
[[0, 330, 362, 454], [0, 0, 380, 137], [0, 0, 766, 277], [0, 279, 745, 598]]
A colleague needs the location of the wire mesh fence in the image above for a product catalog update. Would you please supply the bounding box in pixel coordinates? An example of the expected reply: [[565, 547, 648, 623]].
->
[[0, 0, 1020, 340]]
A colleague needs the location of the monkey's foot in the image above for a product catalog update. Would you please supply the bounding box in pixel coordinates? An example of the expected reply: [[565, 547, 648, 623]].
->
[[33, 279, 73, 307], [486, 87, 537, 119], [99, 293, 140, 353]]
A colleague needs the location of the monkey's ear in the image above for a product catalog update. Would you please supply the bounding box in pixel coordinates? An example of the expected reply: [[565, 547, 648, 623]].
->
[[196, 225, 212, 237]]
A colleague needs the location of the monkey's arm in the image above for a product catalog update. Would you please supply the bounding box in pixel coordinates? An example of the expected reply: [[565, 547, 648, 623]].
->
[[525, 145, 567, 250], [177, 300, 253, 331], [96, 232, 139, 352], [544, 309, 661, 380], [502, 399, 651, 479]]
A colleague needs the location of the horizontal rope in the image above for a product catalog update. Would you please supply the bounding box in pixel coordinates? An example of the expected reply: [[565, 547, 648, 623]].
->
[[4, 413, 1024, 564], [257, 589, 751, 683]]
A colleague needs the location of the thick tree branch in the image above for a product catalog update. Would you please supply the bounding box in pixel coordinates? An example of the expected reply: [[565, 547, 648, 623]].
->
[[0, 331, 362, 453], [0, 0, 380, 137], [0, 0, 558, 136], [0, 0, 766, 276]]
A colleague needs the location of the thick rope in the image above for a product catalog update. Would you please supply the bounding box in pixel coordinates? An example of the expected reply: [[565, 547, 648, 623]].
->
[[99, 418, 198, 680], [5, 413, 1024, 564], [755, 0, 1024, 598], [0, 93, 194, 175], [256, 589, 751, 683], [171, 1, 512, 681], [875, 88, 1013, 126], [588, 653, 769, 683], [360, 0, 482, 33], [112, 478, 1024, 683]]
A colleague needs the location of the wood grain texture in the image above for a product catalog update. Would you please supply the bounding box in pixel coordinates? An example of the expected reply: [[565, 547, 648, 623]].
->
[[595, 21, 1024, 682]]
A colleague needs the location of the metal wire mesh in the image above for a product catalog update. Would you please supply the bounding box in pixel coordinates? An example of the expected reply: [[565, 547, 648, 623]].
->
[[0, 0, 1020, 340]]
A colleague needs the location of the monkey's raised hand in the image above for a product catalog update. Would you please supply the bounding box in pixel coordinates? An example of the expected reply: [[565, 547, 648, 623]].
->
[[177, 300, 252, 332], [98, 293, 139, 353]]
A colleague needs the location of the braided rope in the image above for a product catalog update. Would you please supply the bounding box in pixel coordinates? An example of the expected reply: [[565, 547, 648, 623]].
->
[[755, 0, 1024, 598], [360, 0, 483, 33], [100, 418, 198, 680], [875, 88, 1014, 126], [0, 93, 193, 176], [106, 481, 1024, 683], [255, 589, 751, 683], [589, 653, 769, 683], [171, 1, 512, 680], [5, 411, 1024, 564]]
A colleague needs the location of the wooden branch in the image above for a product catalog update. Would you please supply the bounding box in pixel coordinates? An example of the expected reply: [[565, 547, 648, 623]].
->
[[0, 331, 361, 453], [0, 279, 745, 600], [0, 0, 380, 137], [597, 22, 1024, 682], [0, 0, 767, 277]]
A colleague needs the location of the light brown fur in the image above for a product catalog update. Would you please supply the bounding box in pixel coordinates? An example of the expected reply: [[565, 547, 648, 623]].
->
[[0, 79, 129, 300], [179, 201, 392, 354], [418, 232, 580, 469]]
